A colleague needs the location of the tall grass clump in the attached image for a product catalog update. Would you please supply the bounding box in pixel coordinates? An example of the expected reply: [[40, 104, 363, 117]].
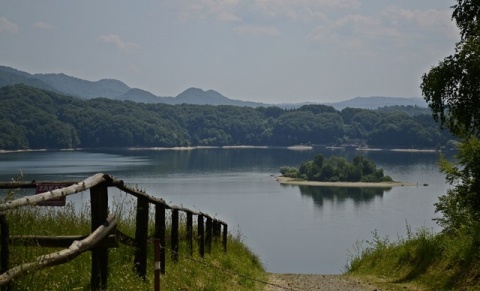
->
[[346, 225, 480, 290], [2, 188, 266, 290]]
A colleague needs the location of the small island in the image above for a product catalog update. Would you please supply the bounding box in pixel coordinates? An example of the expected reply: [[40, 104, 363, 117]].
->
[[278, 154, 414, 187]]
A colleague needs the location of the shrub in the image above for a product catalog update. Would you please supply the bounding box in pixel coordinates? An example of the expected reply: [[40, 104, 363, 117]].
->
[[280, 166, 299, 178]]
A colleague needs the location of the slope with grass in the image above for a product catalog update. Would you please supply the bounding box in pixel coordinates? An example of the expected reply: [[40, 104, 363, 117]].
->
[[346, 227, 480, 290], [4, 196, 267, 290]]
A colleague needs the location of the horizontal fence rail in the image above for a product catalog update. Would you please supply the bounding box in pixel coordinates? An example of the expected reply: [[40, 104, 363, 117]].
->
[[0, 173, 228, 290], [0, 215, 117, 286]]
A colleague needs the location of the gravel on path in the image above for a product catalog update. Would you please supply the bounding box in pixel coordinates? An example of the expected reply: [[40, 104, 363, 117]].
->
[[265, 273, 380, 291]]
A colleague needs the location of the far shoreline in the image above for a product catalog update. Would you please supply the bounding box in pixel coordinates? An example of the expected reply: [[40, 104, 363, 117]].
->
[[0, 145, 450, 154], [275, 176, 418, 188]]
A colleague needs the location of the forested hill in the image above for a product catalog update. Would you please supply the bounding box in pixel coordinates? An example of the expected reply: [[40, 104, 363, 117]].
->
[[0, 84, 453, 150], [0, 65, 426, 109], [0, 65, 266, 106]]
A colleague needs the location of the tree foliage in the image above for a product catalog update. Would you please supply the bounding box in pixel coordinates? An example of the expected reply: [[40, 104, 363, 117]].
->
[[421, 38, 480, 136], [436, 138, 480, 232], [421, 1, 480, 232], [285, 154, 393, 183], [0, 84, 454, 150], [452, 0, 480, 39], [421, 1, 480, 137]]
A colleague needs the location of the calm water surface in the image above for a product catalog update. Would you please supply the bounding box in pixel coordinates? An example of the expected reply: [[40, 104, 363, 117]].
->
[[0, 148, 451, 274]]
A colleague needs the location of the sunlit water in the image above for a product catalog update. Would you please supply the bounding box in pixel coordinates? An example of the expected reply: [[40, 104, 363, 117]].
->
[[0, 148, 451, 274]]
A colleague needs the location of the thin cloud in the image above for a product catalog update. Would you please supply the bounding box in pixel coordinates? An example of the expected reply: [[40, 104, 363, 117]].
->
[[382, 7, 458, 40], [179, 0, 359, 23], [307, 7, 457, 57], [309, 14, 400, 40], [183, 0, 242, 22], [127, 62, 142, 75], [98, 34, 141, 51], [34, 21, 53, 30], [308, 14, 401, 55], [234, 25, 280, 36], [0, 16, 18, 34], [253, 0, 360, 20]]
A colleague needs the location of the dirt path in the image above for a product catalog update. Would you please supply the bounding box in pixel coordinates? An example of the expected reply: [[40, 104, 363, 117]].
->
[[264, 273, 377, 291]]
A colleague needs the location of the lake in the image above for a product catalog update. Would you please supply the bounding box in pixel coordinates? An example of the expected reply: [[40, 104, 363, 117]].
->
[[0, 147, 452, 274]]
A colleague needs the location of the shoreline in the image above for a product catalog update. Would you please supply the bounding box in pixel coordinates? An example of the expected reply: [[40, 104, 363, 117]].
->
[[355, 148, 438, 153], [0, 145, 449, 154], [276, 176, 417, 188]]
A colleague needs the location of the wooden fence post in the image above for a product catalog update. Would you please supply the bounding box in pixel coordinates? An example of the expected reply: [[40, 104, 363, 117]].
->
[[90, 183, 109, 290], [154, 204, 166, 274], [213, 220, 221, 241], [197, 215, 204, 258], [222, 223, 228, 253], [171, 209, 179, 262], [186, 212, 193, 256], [205, 217, 212, 254], [134, 196, 149, 279], [0, 214, 9, 291], [154, 238, 161, 291]]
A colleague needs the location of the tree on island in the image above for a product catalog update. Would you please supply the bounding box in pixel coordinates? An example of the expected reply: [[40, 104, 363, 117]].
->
[[280, 154, 393, 183]]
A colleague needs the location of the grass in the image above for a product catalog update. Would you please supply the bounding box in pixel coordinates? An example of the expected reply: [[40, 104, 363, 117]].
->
[[345, 225, 480, 290], [2, 192, 267, 290]]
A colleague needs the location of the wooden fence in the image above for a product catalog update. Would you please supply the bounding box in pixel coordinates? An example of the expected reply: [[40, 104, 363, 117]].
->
[[0, 173, 228, 290]]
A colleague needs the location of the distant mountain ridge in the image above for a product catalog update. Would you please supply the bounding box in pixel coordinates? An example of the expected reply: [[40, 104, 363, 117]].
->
[[325, 96, 427, 110], [35, 73, 131, 99], [172, 87, 267, 107], [0, 65, 427, 109]]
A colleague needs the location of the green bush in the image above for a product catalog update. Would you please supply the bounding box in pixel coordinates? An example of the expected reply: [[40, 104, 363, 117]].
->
[[282, 154, 394, 183], [279, 166, 299, 178]]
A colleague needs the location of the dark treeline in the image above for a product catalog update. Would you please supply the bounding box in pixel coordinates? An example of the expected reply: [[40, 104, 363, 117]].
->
[[0, 84, 455, 150]]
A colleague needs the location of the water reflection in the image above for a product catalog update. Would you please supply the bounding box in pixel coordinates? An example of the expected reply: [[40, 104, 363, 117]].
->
[[0, 148, 449, 274], [111, 147, 314, 175], [298, 185, 390, 208]]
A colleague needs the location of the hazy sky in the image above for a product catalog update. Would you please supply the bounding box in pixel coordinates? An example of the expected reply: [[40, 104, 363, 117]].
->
[[0, 0, 459, 103]]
